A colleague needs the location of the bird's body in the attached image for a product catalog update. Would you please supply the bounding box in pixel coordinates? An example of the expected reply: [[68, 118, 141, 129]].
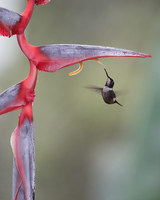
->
[[102, 86, 116, 104]]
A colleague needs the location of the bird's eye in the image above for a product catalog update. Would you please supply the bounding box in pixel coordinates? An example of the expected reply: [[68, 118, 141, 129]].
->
[[106, 78, 114, 88]]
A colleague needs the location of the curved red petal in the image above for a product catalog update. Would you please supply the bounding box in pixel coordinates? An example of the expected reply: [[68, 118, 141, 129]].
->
[[0, 62, 37, 115], [36, 44, 151, 72], [11, 104, 35, 200], [0, 83, 25, 115], [0, 81, 35, 115], [0, 0, 35, 37], [0, 7, 21, 37]]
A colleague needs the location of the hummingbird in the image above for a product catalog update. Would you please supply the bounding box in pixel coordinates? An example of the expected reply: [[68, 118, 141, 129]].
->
[[86, 68, 122, 106]]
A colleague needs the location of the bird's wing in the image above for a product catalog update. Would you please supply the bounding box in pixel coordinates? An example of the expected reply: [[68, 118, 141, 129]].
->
[[114, 89, 128, 96], [85, 86, 103, 95]]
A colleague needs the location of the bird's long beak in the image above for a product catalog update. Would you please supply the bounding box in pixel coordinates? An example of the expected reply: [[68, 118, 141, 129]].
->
[[104, 68, 110, 79], [115, 100, 123, 106]]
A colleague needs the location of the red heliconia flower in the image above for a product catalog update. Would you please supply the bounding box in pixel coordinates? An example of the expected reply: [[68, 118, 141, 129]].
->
[[0, 0, 151, 199], [17, 33, 151, 76], [11, 102, 35, 200], [0, 0, 50, 37], [0, 61, 37, 115]]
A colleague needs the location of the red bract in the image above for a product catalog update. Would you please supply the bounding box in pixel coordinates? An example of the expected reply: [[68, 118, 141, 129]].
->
[[17, 33, 151, 73], [11, 103, 35, 200], [0, 62, 37, 115], [0, 0, 47, 37]]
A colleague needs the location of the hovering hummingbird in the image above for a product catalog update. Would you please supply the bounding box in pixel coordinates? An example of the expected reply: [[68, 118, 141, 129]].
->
[[86, 68, 122, 106]]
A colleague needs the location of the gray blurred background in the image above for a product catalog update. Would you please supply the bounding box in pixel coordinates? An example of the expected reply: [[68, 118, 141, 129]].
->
[[0, 0, 159, 199]]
